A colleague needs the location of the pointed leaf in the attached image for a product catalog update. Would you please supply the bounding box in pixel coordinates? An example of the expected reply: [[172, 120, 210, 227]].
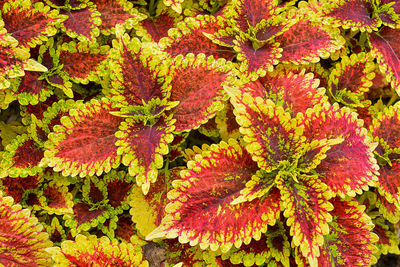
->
[[369, 27, 400, 96], [1, 0, 64, 48], [49, 234, 148, 266], [278, 176, 333, 266], [136, 12, 178, 42], [109, 35, 169, 107], [168, 55, 232, 132], [147, 139, 280, 252], [300, 103, 379, 196], [274, 20, 345, 65], [43, 98, 124, 177], [116, 115, 174, 194], [56, 41, 109, 84], [318, 197, 378, 266], [0, 191, 53, 266]]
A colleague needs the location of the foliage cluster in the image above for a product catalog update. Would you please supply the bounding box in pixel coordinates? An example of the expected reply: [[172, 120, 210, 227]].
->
[[0, 0, 400, 266]]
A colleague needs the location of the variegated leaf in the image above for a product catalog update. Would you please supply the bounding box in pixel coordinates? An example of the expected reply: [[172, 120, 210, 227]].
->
[[369, 27, 400, 95], [328, 52, 375, 107], [318, 197, 378, 266], [0, 134, 44, 178], [274, 20, 345, 65], [159, 14, 236, 60], [43, 98, 124, 177], [167, 54, 232, 132], [116, 115, 174, 194], [300, 103, 378, 196], [48, 234, 148, 266], [278, 176, 333, 266], [90, 0, 145, 34], [0, 0, 65, 48], [0, 191, 53, 266], [109, 34, 169, 107], [147, 139, 280, 252]]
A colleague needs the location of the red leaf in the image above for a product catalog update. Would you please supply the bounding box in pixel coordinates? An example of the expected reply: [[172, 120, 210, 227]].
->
[[147, 140, 280, 252], [44, 98, 124, 177], [369, 27, 400, 94], [318, 197, 378, 266], [168, 55, 231, 132]]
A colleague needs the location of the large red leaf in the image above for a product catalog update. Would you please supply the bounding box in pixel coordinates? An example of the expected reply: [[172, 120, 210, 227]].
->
[[116, 115, 174, 194], [168, 54, 232, 132], [147, 140, 280, 252], [1, 1, 65, 48], [0, 191, 53, 266], [43, 98, 124, 177], [318, 197, 378, 266], [275, 20, 345, 65], [369, 27, 400, 95], [109, 36, 168, 107], [278, 176, 333, 265], [48, 234, 148, 266], [300, 103, 378, 196]]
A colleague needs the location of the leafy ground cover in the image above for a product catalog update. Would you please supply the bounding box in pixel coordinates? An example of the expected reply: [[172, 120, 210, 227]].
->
[[0, 0, 400, 266]]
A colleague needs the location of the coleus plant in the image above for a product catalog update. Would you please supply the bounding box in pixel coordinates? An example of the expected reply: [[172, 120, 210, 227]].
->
[[0, 0, 399, 266]]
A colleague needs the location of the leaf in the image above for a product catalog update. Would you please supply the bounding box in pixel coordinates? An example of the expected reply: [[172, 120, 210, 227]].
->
[[369, 27, 400, 96], [220, 221, 291, 266], [147, 139, 281, 252], [12, 70, 53, 105], [234, 34, 281, 80], [328, 52, 375, 107], [239, 68, 327, 115], [129, 168, 180, 237], [318, 197, 378, 266], [300, 103, 379, 197], [48, 234, 148, 266], [370, 105, 400, 152], [0, 0, 65, 48], [159, 14, 236, 59], [274, 20, 345, 65], [278, 176, 333, 266], [116, 115, 174, 194], [376, 191, 400, 224], [228, 93, 301, 172], [373, 217, 400, 258], [90, 0, 146, 34], [56, 41, 110, 84], [228, 0, 281, 33], [109, 35, 169, 107], [39, 179, 74, 215], [43, 98, 124, 177], [0, 175, 42, 203], [59, 2, 101, 42], [0, 134, 44, 178], [0, 191, 53, 266], [136, 12, 178, 42], [168, 54, 232, 132], [319, 0, 380, 31]]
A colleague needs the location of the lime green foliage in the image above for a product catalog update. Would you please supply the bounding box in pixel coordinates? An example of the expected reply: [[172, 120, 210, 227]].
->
[[1, 0, 400, 266]]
